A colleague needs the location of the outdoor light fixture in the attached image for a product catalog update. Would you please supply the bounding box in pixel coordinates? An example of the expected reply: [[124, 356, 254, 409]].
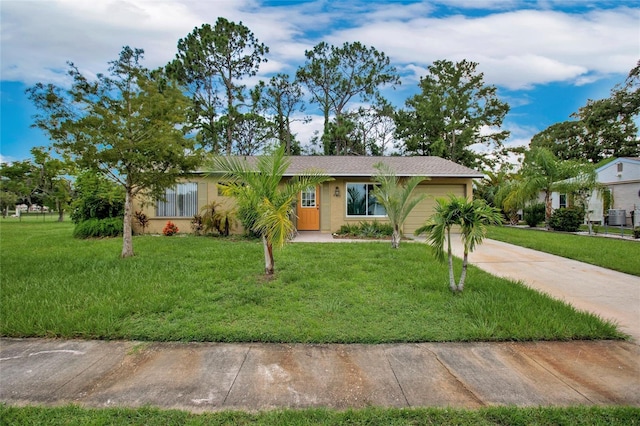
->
[[334, 186, 340, 197]]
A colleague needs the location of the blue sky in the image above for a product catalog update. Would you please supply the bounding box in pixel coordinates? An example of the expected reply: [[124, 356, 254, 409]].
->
[[1, 0, 638, 164]]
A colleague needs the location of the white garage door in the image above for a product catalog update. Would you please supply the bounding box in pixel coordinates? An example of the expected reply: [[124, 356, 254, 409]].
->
[[404, 184, 466, 235]]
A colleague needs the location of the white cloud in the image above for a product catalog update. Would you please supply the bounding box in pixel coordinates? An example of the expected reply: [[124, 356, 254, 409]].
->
[[2, 1, 637, 92], [330, 7, 639, 89]]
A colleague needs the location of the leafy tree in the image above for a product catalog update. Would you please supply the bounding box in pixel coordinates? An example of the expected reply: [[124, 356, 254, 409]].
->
[[211, 146, 331, 275], [371, 163, 427, 248], [532, 61, 639, 163], [0, 191, 17, 217], [416, 195, 502, 293], [252, 74, 305, 155], [168, 18, 269, 154], [0, 160, 39, 208], [395, 59, 510, 168], [354, 101, 397, 156], [70, 171, 125, 224], [31, 147, 73, 222], [530, 121, 587, 161], [27, 46, 200, 257], [232, 112, 273, 155], [296, 41, 400, 155]]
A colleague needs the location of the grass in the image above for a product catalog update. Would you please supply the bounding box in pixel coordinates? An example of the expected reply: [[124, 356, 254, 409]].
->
[[1, 404, 639, 425], [487, 226, 640, 276], [0, 221, 623, 342]]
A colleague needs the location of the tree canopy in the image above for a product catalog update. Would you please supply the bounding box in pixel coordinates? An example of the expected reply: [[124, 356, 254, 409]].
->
[[168, 18, 269, 154], [27, 46, 200, 257], [395, 59, 510, 169], [531, 61, 640, 163], [296, 41, 400, 155]]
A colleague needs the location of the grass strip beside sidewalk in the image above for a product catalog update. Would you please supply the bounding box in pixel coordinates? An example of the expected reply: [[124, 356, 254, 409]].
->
[[1, 405, 639, 425]]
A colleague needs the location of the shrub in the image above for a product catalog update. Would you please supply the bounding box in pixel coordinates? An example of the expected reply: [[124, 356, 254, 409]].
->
[[70, 172, 124, 224], [549, 208, 584, 232], [200, 202, 236, 237], [523, 203, 545, 227], [191, 214, 204, 236], [634, 227, 640, 239], [334, 221, 393, 238], [73, 218, 123, 239], [133, 211, 149, 234], [163, 221, 179, 236]]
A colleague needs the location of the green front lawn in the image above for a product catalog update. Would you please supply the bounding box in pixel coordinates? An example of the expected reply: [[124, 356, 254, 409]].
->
[[487, 226, 640, 276], [0, 221, 622, 342], [2, 405, 639, 425]]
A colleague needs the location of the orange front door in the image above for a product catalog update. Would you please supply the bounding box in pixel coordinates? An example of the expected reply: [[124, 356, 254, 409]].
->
[[297, 186, 320, 230]]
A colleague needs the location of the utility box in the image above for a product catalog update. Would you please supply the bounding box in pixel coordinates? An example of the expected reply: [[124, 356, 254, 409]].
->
[[608, 209, 626, 226]]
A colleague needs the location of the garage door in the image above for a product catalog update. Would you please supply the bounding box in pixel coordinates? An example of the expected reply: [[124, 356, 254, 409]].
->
[[404, 184, 466, 235]]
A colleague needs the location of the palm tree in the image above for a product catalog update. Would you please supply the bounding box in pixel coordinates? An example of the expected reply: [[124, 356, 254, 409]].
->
[[416, 195, 502, 293], [372, 162, 427, 248], [210, 146, 330, 275], [415, 195, 464, 292], [511, 147, 587, 228], [456, 199, 503, 292]]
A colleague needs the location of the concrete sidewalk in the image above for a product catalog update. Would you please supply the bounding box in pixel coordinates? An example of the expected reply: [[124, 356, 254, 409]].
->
[[1, 338, 638, 411]]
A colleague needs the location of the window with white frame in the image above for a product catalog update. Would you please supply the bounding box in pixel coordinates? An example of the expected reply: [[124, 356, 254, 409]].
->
[[301, 186, 316, 207], [346, 183, 386, 216], [156, 183, 198, 217], [559, 193, 567, 209]]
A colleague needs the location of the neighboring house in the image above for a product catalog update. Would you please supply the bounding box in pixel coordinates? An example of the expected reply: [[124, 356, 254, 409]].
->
[[133, 156, 483, 235], [551, 157, 640, 226]]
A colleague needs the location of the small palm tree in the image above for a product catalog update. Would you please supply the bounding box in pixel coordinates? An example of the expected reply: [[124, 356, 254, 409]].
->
[[372, 162, 427, 248], [416, 195, 502, 293], [456, 199, 503, 292], [415, 196, 464, 292], [210, 146, 330, 275]]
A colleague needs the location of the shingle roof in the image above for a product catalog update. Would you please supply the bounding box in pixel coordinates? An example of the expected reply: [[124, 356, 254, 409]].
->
[[209, 156, 483, 178]]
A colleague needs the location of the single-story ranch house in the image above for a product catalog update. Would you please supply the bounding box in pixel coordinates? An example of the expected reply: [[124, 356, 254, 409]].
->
[[133, 156, 484, 235]]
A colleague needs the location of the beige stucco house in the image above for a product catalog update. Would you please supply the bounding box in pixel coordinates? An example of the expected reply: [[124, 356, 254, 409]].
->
[[133, 156, 483, 235]]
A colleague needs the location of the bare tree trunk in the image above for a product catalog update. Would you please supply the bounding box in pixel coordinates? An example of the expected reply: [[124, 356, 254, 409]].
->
[[447, 228, 456, 292], [263, 235, 274, 275], [391, 225, 400, 249], [457, 252, 468, 293], [121, 189, 135, 258]]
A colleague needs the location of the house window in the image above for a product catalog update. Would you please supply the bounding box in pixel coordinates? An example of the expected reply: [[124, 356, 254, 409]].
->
[[346, 183, 386, 216], [617, 162, 623, 173], [559, 193, 567, 209], [301, 187, 316, 207], [156, 183, 198, 217]]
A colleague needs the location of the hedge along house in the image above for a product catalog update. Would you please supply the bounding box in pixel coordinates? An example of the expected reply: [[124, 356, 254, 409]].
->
[[133, 156, 483, 236]]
